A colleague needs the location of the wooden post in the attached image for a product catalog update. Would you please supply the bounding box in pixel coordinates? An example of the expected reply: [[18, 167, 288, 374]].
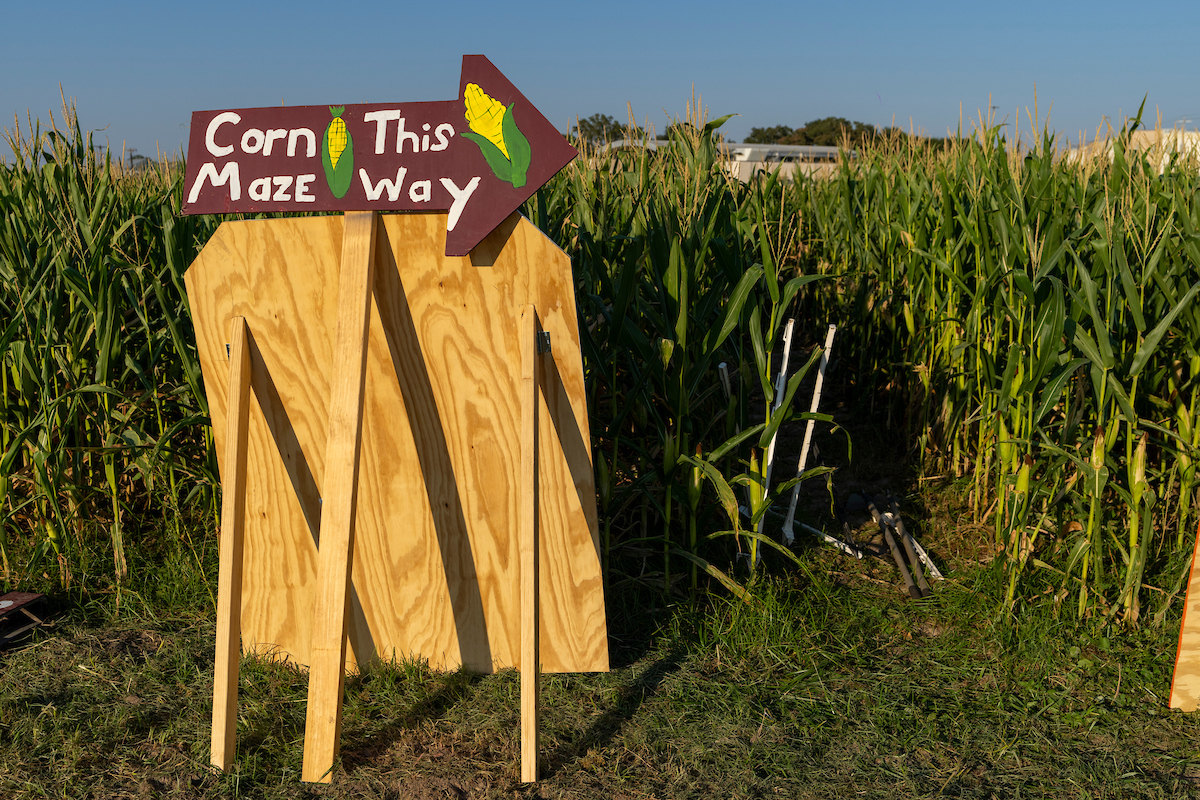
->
[[519, 305, 542, 783], [302, 211, 379, 783], [211, 316, 253, 770], [1172, 519, 1200, 710]]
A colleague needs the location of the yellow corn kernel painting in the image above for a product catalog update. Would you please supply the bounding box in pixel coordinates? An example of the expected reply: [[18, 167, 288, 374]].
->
[[322, 106, 354, 198], [462, 84, 531, 189]]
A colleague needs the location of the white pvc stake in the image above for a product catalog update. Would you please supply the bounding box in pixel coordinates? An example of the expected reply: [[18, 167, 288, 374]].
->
[[717, 361, 732, 401], [908, 535, 944, 581], [753, 319, 795, 564], [781, 324, 837, 545]]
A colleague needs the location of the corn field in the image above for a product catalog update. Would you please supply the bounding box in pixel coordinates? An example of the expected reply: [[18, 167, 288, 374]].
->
[[0, 109, 218, 591], [790, 119, 1200, 626], [2, 101, 1199, 627]]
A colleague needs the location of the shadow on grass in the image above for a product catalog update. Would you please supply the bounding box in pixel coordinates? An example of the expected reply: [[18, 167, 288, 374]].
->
[[542, 645, 686, 779], [338, 667, 485, 774]]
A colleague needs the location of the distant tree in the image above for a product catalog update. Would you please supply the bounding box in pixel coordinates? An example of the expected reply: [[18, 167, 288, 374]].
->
[[780, 117, 876, 148], [572, 113, 644, 144], [743, 125, 795, 144]]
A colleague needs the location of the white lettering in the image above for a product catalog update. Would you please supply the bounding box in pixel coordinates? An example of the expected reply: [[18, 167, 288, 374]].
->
[[430, 123, 454, 151], [288, 128, 316, 157], [263, 129, 288, 156], [439, 176, 480, 231], [359, 167, 408, 201], [409, 179, 431, 203], [363, 109, 402, 155], [248, 176, 272, 201], [271, 175, 293, 201], [395, 118, 420, 154], [187, 161, 241, 203], [205, 112, 241, 157], [241, 128, 265, 154], [295, 174, 316, 202]]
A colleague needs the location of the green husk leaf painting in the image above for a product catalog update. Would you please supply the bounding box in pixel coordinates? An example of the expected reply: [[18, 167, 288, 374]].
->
[[463, 84, 531, 188], [322, 106, 354, 199]]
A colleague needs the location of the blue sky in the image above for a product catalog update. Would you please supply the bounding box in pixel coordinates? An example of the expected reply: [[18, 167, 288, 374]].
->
[[4, 0, 1199, 161]]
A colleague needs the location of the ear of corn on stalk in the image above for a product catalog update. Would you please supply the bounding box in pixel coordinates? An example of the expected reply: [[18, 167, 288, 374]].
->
[[462, 83, 531, 189], [322, 106, 354, 198]]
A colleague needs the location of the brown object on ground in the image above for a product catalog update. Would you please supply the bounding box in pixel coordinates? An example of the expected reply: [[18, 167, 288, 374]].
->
[[0, 592, 46, 646]]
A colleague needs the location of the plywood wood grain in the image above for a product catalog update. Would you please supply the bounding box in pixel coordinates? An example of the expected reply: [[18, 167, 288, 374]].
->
[[1171, 520, 1200, 710], [519, 305, 541, 783], [302, 211, 378, 783], [211, 317, 252, 771], [186, 211, 607, 676]]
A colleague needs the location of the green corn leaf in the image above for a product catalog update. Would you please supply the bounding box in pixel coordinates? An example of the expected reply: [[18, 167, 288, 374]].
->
[[1066, 318, 1108, 370], [707, 264, 763, 353], [706, 423, 767, 463], [668, 547, 752, 604], [756, 204, 779, 305], [1129, 280, 1200, 377], [1033, 358, 1087, 424], [462, 131, 513, 184], [703, 113, 737, 133], [1073, 253, 1115, 367], [749, 306, 772, 403], [779, 274, 827, 313], [501, 105, 531, 189], [705, 529, 810, 572], [1106, 372, 1137, 425], [680, 454, 741, 529], [758, 348, 825, 449], [1111, 231, 1146, 333]]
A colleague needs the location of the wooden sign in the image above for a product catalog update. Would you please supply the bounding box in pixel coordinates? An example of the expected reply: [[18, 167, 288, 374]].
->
[[1171, 520, 1200, 709], [183, 58, 604, 786], [181, 55, 577, 256]]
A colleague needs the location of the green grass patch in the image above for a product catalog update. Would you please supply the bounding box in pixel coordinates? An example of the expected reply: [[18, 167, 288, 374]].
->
[[2, 503, 1200, 799]]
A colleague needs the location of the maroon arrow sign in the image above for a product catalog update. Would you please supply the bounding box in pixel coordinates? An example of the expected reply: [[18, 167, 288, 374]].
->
[[181, 55, 577, 256]]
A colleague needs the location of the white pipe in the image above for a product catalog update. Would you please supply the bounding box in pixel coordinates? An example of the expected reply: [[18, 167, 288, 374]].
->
[[717, 361, 732, 401], [907, 534, 944, 581], [781, 324, 837, 544]]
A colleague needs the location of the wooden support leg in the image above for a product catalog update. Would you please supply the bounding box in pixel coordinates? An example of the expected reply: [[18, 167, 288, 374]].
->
[[302, 211, 379, 783], [212, 316, 253, 770], [519, 305, 541, 783], [1171, 519, 1200, 710]]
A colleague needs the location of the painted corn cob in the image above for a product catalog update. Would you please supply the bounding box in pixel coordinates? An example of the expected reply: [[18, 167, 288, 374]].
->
[[322, 106, 354, 198], [462, 83, 531, 188]]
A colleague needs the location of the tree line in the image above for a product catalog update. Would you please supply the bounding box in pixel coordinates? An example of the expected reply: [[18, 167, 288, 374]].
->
[[570, 113, 948, 150]]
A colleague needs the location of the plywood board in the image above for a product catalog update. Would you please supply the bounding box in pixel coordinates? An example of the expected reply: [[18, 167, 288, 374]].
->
[[1171, 520, 1200, 710], [186, 212, 607, 674], [301, 210, 378, 783], [519, 305, 541, 782], [211, 316, 252, 770]]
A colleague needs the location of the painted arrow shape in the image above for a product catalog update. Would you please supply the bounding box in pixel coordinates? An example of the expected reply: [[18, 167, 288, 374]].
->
[[181, 55, 577, 256]]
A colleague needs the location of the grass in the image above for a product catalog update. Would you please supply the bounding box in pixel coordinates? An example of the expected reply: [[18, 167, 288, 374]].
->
[[3, 483, 1200, 799]]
